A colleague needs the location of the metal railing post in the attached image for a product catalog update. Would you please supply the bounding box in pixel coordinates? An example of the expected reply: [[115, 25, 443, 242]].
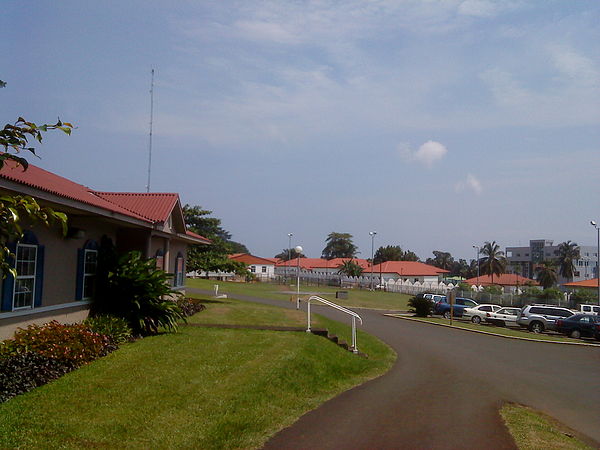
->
[[352, 316, 357, 353], [306, 298, 311, 333]]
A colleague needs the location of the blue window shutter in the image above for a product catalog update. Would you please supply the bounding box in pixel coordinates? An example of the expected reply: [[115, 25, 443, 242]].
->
[[1, 243, 16, 311], [75, 248, 85, 300], [34, 245, 45, 307]]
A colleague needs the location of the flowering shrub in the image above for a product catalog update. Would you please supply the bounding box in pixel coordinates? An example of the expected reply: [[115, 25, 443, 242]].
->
[[0, 321, 115, 366], [176, 298, 206, 318], [83, 315, 133, 345]]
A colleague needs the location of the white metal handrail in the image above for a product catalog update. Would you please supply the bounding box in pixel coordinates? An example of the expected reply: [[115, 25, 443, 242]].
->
[[306, 295, 363, 353]]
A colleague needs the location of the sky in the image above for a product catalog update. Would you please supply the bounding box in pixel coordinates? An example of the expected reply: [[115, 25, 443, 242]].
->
[[2, 1, 600, 261]]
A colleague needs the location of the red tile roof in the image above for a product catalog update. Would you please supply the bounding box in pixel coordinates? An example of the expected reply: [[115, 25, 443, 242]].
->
[[229, 253, 277, 265], [563, 278, 599, 288], [369, 261, 449, 276], [94, 192, 178, 222], [464, 274, 538, 286], [185, 230, 211, 245], [275, 258, 325, 270], [0, 161, 150, 222]]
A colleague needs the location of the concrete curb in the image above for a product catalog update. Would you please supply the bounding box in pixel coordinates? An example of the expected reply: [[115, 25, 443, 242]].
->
[[384, 314, 600, 347]]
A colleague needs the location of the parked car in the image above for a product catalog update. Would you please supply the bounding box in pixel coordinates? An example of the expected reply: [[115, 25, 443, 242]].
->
[[579, 304, 600, 315], [434, 297, 478, 319], [484, 307, 522, 327], [516, 305, 576, 333], [555, 314, 600, 340], [462, 304, 502, 324]]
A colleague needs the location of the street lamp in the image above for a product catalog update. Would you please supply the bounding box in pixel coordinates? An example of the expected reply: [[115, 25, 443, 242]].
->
[[295, 245, 303, 309], [590, 221, 600, 306], [473, 245, 480, 287], [286, 233, 293, 282], [369, 231, 377, 290]]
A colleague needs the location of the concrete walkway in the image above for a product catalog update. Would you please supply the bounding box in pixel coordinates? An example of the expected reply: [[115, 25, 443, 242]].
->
[[188, 288, 600, 449]]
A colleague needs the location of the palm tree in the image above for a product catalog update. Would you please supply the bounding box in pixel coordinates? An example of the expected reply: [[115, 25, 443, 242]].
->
[[556, 240, 580, 281], [337, 259, 363, 277], [479, 241, 506, 284], [535, 260, 558, 289]]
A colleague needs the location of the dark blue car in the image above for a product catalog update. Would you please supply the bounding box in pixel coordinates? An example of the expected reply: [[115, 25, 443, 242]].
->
[[434, 297, 478, 319], [555, 314, 600, 340]]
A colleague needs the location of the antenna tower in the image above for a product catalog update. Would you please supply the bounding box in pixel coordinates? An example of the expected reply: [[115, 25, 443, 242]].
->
[[146, 68, 155, 192]]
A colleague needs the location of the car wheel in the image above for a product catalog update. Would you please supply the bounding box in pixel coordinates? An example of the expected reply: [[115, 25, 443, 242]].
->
[[443, 311, 451, 319], [569, 329, 582, 339], [529, 322, 544, 333], [471, 316, 481, 324]]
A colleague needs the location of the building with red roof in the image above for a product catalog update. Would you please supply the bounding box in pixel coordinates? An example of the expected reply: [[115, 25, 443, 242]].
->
[[464, 273, 537, 293], [563, 278, 599, 290], [228, 253, 277, 279], [0, 160, 210, 339], [367, 261, 449, 284]]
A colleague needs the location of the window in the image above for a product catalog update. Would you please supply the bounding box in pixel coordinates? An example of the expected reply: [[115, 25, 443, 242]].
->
[[76, 240, 99, 300], [155, 249, 164, 270], [13, 244, 37, 309], [1, 231, 44, 312], [174, 252, 184, 287], [250, 266, 256, 273], [261, 266, 267, 273]]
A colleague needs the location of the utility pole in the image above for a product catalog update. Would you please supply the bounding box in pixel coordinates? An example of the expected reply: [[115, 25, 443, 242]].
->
[[146, 68, 155, 192]]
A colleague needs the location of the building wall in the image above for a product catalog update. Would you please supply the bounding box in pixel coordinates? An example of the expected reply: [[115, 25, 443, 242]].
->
[[248, 264, 275, 279]]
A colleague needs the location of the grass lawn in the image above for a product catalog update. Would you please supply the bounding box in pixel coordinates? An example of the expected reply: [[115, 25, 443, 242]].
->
[[501, 403, 594, 449], [0, 296, 395, 449], [389, 315, 600, 345], [187, 277, 411, 311]]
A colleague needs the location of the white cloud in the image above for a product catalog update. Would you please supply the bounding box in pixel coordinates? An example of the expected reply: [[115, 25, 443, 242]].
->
[[399, 141, 448, 168], [456, 174, 483, 195]]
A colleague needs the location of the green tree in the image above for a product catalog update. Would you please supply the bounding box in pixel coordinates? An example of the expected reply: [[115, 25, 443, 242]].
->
[[373, 245, 404, 264], [426, 251, 454, 271], [321, 232, 357, 260], [402, 250, 420, 262], [535, 261, 558, 289], [570, 289, 596, 304], [337, 259, 364, 277], [479, 241, 506, 283], [556, 240, 580, 281], [274, 247, 305, 261]]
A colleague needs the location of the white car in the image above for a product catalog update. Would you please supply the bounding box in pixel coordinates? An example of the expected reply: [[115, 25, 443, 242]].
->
[[462, 304, 502, 324], [484, 307, 522, 327]]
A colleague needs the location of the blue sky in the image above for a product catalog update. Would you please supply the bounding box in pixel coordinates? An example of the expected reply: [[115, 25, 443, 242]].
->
[[2, 1, 599, 260]]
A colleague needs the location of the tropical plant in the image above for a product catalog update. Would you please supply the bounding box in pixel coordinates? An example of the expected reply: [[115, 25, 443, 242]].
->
[[535, 261, 558, 289], [426, 251, 454, 271], [482, 285, 502, 295], [537, 288, 562, 300], [570, 289, 596, 304], [408, 295, 432, 317], [93, 251, 186, 335], [556, 240, 580, 281], [274, 247, 305, 261], [337, 259, 364, 277], [321, 232, 358, 259], [83, 315, 133, 345], [479, 241, 506, 283]]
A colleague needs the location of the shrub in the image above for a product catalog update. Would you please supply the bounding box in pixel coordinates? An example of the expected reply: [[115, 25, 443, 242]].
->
[[538, 288, 562, 300], [0, 353, 73, 403], [175, 298, 206, 318], [408, 295, 432, 317], [571, 289, 596, 304], [482, 285, 503, 295], [83, 315, 133, 345], [0, 321, 114, 366], [94, 251, 186, 335]]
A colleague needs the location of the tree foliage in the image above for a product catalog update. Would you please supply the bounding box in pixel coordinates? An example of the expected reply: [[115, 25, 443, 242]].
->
[[373, 245, 419, 264], [321, 232, 357, 260], [479, 241, 506, 283], [535, 260, 558, 289], [274, 247, 305, 261], [337, 259, 364, 277], [426, 251, 454, 271], [556, 240, 580, 280]]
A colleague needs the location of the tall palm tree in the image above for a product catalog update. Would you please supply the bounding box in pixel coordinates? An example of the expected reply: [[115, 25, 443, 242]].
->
[[535, 260, 558, 289], [479, 241, 506, 284], [556, 240, 580, 281]]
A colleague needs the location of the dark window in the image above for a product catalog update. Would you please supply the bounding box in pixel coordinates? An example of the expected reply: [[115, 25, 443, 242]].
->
[[480, 306, 492, 312]]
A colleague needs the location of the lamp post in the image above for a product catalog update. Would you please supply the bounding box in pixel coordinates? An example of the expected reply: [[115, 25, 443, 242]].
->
[[473, 245, 480, 288], [295, 245, 303, 309], [369, 231, 377, 290], [590, 221, 600, 306], [286, 233, 293, 282]]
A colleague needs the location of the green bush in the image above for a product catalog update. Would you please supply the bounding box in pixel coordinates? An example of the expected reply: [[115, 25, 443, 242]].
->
[[571, 289, 596, 304], [175, 298, 206, 318], [94, 251, 186, 335], [482, 285, 502, 295], [0, 352, 73, 403], [0, 321, 114, 365], [83, 315, 132, 345], [408, 295, 432, 317], [538, 288, 562, 300]]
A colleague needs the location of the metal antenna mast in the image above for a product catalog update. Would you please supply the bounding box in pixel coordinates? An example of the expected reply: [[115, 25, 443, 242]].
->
[[146, 68, 155, 192]]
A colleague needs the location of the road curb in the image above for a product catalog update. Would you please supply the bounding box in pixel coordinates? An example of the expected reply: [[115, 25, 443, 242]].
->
[[384, 314, 600, 347]]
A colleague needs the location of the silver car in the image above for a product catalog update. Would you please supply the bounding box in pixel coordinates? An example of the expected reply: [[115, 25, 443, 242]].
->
[[516, 305, 575, 333], [485, 307, 521, 327]]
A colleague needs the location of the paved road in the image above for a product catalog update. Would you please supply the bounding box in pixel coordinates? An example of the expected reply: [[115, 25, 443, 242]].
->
[[188, 288, 600, 448]]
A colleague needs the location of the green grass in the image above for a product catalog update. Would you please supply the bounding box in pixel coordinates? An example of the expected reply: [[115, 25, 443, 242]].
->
[[390, 316, 600, 345], [187, 278, 411, 310], [0, 298, 395, 449], [501, 403, 594, 449]]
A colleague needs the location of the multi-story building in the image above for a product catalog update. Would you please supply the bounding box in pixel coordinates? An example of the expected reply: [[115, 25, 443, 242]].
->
[[506, 239, 597, 284]]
